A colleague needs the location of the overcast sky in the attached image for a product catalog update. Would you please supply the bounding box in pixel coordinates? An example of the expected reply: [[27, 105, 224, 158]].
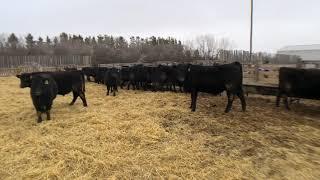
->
[[1, 0, 319, 52]]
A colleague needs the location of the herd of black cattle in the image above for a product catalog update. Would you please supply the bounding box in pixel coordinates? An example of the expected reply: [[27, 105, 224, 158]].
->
[[15, 62, 320, 123]]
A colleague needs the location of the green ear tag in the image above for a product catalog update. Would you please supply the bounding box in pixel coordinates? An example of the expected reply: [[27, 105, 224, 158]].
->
[[44, 80, 49, 85]]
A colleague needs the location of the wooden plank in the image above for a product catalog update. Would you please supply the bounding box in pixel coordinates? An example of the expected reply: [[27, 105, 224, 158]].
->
[[243, 84, 278, 96]]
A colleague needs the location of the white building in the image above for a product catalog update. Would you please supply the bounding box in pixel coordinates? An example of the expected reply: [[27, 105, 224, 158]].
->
[[277, 44, 320, 68]]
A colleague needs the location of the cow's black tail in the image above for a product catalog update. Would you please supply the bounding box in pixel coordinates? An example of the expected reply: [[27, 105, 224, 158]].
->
[[81, 72, 86, 92], [233, 61, 243, 85], [234, 61, 243, 73]]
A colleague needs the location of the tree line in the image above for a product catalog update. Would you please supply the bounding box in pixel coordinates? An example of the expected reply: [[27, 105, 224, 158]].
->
[[0, 33, 239, 64], [0, 33, 200, 64]]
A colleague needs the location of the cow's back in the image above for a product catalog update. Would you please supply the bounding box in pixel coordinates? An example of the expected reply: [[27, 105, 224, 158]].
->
[[51, 71, 84, 95], [279, 67, 320, 99], [185, 62, 242, 94]]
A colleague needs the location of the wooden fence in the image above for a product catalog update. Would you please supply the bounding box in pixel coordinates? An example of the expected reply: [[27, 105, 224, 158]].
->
[[0, 55, 91, 76], [218, 50, 300, 64]]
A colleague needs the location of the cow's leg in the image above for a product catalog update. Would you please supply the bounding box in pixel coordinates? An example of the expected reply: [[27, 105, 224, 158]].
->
[[237, 90, 246, 112], [225, 92, 235, 113], [179, 85, 183, 93], [37, 111, 42, 123], [172, 84, 176, 92], [276, 92, 282, 107], [160, 83, 165, 91], [127, 82, 131, 90], [134, 82, 137, 90], [191, 90, 198, 112], [78, 91, 88, 107], [142, 82, 147, 91], [70, 91, 79, 105], [132, 82, 136, 90], [138, 82, 142, 90], [152, 83, 156, 92], [113, 85, 116, 96], [46, 111, 51, 120], [283, 95, 290, 110], [169, 83, 173, 91], [107, 86, 110, 95], [120, 81, 124, 89]]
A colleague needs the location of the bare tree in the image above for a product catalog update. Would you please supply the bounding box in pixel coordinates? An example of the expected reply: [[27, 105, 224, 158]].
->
[[218, 37, 235, 50], [195, 34, 218, 60]]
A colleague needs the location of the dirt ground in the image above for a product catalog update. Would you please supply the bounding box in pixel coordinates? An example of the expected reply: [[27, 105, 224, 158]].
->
[[0, 77, 319, 179]]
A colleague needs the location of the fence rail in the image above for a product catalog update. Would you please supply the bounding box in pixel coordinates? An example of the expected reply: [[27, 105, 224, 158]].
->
[[0, 55, 91, 68], [0, 55, 91, 76]]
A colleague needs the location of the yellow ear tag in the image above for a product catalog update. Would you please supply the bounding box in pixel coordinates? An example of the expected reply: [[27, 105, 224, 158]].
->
[[44, 80, 49, 85]]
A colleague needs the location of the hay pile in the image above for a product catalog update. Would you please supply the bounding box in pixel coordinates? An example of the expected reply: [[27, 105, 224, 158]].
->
[[0, 77, 319, 179]]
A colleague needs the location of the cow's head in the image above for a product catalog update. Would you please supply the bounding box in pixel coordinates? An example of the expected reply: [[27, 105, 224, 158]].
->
[[175, 64, 191, 83], [31, 75, 50, 96], [16, 73, 32, 88]]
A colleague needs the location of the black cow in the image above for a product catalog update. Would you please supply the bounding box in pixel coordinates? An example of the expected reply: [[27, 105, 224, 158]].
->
[[172, 64, 190, 92], [119, 66, 130, 89], [82, 67, 97, 82], [149, 65, 168, 91], [127, 65, 146, 90], [17, 71, 87, 107], [94, 67, 109, 84], [184, 62, 246, 113], [104, 68, 120, 96], [276, 67, 320, 109], [30, 74, 58, 123], [158, 65, 175, 91]]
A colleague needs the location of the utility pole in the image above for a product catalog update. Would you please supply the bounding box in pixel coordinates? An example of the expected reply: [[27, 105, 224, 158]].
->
[[250, 0, 253, 63], [250, 0, 259, 81]]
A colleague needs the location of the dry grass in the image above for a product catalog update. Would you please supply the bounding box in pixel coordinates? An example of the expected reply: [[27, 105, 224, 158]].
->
[[0, 77, 319, 179]]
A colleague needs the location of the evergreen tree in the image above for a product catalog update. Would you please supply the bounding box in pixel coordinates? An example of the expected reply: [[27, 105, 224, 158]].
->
[[25, 33, 34, 49], [46, 36, 51, 46], [53, 37, 59, 47], [37, 37, 43, 47], [59, 32, 68, 44], [7, 33, 19, 49]]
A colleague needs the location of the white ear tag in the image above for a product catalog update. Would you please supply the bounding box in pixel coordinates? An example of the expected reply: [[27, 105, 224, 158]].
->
[[44, 80, 49, 85]]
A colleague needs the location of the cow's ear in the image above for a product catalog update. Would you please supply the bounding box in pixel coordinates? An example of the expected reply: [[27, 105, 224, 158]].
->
[[16, 74, 21, 78], [44, 80, 49, 85]]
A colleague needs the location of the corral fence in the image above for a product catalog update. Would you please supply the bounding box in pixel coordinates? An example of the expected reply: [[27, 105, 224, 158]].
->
[[217, 50, 301, 82], [0, 55, 91, 76], [98, 50, 300, 83]]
